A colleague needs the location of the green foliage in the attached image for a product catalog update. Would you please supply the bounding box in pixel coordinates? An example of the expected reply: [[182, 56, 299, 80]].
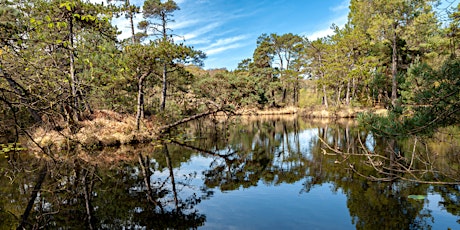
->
[[298, 88, 321, 108], [0, 143, 27, 158], [360, 58, 460, 137], [1, 0, 460, 142]]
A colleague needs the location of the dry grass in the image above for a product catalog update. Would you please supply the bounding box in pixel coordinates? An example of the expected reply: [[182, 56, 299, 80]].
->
[[301, 106, 365, 118], [28, 110, 157, 154], [235, 106, 299, 116]]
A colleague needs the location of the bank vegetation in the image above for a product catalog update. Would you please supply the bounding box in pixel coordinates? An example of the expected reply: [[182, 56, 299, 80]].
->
[[1, 0, 460, 154]]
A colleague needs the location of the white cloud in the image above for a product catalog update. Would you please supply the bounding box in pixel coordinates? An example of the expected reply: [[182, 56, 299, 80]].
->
[[304, 4, 349, 41], [207, 35, 248, 49], [331, 0, 350, 12], [305, 28, 334, 41], [181, 38, 211, 45], [203, 43, 245, 55], [194, 34, 250, 56], [170, 19, 200, 30], [182, 22, 221, 41], [111, 13, 146, 40]]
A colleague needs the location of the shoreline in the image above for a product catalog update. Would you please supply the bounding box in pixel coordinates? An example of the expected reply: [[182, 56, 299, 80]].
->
[[26, 106, 388, 154], [231, 106, 388, 118]]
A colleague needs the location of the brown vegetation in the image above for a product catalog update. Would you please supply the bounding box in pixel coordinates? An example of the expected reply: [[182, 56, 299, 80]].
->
[[29, 110, 157, 154], [26, 106, 388, 155]]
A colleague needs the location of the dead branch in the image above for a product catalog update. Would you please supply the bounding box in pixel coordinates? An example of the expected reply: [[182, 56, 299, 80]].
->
[[159, 106, 231, 133]]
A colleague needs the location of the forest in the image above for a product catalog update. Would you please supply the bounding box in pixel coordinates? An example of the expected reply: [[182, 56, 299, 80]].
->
[[1, 0, 460, 150]]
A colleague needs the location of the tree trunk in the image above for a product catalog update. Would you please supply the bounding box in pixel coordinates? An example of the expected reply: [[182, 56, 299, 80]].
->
[[391, 27, 398, 105], [69, 16, 78, 112], [128, 0, 136, 44], [322, 85, 328, 108], [293, 79, 298, 106], [352, 77, 356, 100], [160, 63, 167, 111], [1, 68, 42, 123], [337, 85, 342, 106], [346, 80, 351, 105], [136, 72, 150, 131], [282, 87, 287, 104], [159, 12, 169, 112]]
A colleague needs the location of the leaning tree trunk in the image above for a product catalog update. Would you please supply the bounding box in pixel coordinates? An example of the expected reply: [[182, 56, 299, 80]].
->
[[1, 68, 42, 123]]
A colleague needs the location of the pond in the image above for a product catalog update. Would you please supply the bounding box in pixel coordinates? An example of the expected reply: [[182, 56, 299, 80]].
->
[[1, 116, 459, 229]]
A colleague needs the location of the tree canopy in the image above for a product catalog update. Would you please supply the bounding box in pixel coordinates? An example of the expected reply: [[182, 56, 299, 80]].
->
[[1, 0, 460, 141]]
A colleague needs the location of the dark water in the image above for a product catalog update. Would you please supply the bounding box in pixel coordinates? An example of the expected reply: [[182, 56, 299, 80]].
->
[[1, 116, 459, 229]]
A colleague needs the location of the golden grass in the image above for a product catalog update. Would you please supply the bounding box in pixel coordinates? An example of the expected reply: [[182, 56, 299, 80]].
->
[[301, 106, 365, 118], [234, 106, 299, 116], [28, 110, 156, 154]]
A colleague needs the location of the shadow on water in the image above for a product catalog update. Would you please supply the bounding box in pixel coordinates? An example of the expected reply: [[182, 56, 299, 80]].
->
[[1, 115, 459, 229]]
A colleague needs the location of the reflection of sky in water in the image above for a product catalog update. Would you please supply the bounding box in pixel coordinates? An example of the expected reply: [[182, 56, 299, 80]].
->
[[146, 121, 460, 229], [426, 193, 459, 229], [164, 150, 460, 229], [196, 181, 353, 230], [173, 155, 352, 229]]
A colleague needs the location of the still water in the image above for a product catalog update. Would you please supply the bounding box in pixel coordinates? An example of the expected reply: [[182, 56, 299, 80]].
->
[[1, 116, 459, 229]]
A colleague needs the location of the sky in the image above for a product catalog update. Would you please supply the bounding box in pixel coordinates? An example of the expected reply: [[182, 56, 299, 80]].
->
[[112, 0, 350, 70], [111, 0, 460, 70]]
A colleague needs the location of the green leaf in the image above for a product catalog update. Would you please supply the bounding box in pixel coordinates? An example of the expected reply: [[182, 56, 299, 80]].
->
[[408, 195, 426, 200]]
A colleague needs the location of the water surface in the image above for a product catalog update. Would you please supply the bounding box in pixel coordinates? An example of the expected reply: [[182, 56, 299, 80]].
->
[[1, 116, 459, 229]]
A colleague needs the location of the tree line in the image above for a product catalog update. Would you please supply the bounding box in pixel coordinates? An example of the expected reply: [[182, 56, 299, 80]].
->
[[1, 0, 460, 139]]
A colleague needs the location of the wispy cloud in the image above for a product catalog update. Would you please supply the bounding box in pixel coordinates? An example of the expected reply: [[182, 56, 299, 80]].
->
[[203, 43, 245, 55], [206, 35, 248, 49], [331, 0, 350, 12], [306, 28, 334, 41], [170, 19, 200, 30], [111, 15, 144, 40], [181, 22, 221, 41], [304, 2, 349, 40], [197, 35, 250, 55]]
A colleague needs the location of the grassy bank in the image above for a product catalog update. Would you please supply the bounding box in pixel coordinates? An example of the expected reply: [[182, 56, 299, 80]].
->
[[26, 106, 388, 154]]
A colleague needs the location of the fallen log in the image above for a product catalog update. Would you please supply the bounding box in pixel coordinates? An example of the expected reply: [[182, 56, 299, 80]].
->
[[158, 106, 231, 133]]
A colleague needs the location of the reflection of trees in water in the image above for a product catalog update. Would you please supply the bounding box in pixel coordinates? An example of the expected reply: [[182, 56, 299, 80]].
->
[[180, 117, 459, 229], [2, 117, 459, 229], [0, 144, 207, 229], [177, 117, 308, 191]]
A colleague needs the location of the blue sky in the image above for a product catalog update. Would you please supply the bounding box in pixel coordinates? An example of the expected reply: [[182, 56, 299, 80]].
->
[[112, 0, 350, 70], [111, 0, 460, 70]]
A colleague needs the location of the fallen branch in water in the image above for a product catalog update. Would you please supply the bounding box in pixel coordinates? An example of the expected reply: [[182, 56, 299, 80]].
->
[[158, 105, 233, 133], [319, 134, 460, 185]]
